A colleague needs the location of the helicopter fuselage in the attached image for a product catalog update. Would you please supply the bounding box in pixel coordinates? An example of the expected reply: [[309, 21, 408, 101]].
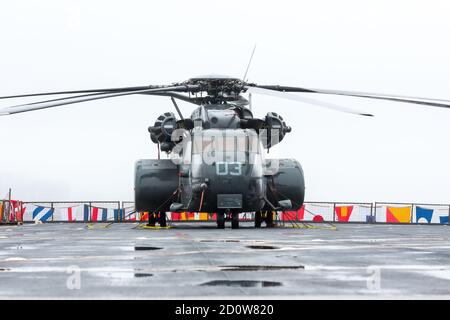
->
[[135, 102, 305, 228], [180, 128, 266, 213]]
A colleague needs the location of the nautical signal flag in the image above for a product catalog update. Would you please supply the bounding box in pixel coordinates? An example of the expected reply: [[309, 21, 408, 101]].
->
[[186, 212, 196, 220], [93, 207, 108, 221], [32, 206, 54, 222], [139, 212, 167, 221], [170, 212, 213, 221], [175, 212, 195, 220], [83, 205, 122, 222], [335, 206, 353, 222], [282, 206, 305, 221], [59, 207, 78, 221], [10, 201, 26, 222], [195, 212, 209, 221], [125, 211, 137, 221], [114, 209, 124, 221], [304, 204, 331, 221], [312, 215, 324, 222], [416, 207, 449, 224], [140, 212, 149, 221], [239, 213, 254, 221], [415, 206, 433, 224], [386, 206, 411, 223]]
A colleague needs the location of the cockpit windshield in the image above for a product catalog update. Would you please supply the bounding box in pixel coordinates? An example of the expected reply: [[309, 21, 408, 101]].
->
[[193, 130, 259, 155], [190, 129, 262, 167]]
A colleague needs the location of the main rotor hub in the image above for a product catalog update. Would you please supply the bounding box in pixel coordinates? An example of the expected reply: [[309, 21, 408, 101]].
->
[[182, 75, 247, 98]]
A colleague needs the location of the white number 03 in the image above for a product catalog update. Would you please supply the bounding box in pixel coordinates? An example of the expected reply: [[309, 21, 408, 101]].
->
[[216, 162, 242, 176]]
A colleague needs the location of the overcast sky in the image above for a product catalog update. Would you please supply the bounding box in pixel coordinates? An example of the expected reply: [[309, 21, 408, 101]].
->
[[1, 0, 450, 204]]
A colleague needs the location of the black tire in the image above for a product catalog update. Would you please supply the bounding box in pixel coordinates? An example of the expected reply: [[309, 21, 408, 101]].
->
[[158, 212, 167, 227], [231, 213, 239, 229], [255, 211, 262, 228], [217, 213, 225, 229], [148, 212, 156, 226], [265, 211, 275, 228]]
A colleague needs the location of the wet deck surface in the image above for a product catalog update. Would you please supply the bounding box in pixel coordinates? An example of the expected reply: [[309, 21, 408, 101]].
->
[[0, 222, 449, 299]]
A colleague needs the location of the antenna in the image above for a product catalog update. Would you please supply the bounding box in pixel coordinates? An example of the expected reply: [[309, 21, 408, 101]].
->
[[242, 44, 257, 82]]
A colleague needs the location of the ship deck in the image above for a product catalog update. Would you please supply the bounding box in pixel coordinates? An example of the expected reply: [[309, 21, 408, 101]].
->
[[0, 222, 449, 299]]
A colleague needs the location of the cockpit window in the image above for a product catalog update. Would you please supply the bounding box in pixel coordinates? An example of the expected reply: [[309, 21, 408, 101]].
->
[[193, 132, 254, 154], [191, 130, 262, 165]]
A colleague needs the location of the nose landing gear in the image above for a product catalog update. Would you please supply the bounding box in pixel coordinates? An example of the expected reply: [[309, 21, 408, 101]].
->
[[231, 213, 239, 229], [255, 211, 275, 228], [216, 211, 240, 229], [217, 213, 225, 229], [147, 212, 167, 227], [255, 211, 262, 228]]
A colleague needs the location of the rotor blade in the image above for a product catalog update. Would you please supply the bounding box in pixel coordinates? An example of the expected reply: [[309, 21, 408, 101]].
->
[[0, 85, 198, 115], [0, 85, 160, 100], [7, 89, 201, 108], [0, 90, 202, 114], [253, 85, 450, 109], [246, 86, 373, 117], [21, 92, 112, 106], [150, 92, 203, 105]]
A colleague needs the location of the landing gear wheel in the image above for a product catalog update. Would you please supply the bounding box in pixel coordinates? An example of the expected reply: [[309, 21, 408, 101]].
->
[[255, 211, 262, 228], [217, 213, 225, 229], [158, 212, 167, 227], [231, 213, 239, 229], [265, 211, 275, 228], [148, 212, 156, 227]]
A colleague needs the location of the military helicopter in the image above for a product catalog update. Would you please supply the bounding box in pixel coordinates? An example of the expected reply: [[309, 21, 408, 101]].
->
[[1, 74, 450, 229]]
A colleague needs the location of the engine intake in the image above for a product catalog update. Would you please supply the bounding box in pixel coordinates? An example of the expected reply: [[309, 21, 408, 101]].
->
[[148, 112, 177, 151], [261, 112, 291, 148]]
